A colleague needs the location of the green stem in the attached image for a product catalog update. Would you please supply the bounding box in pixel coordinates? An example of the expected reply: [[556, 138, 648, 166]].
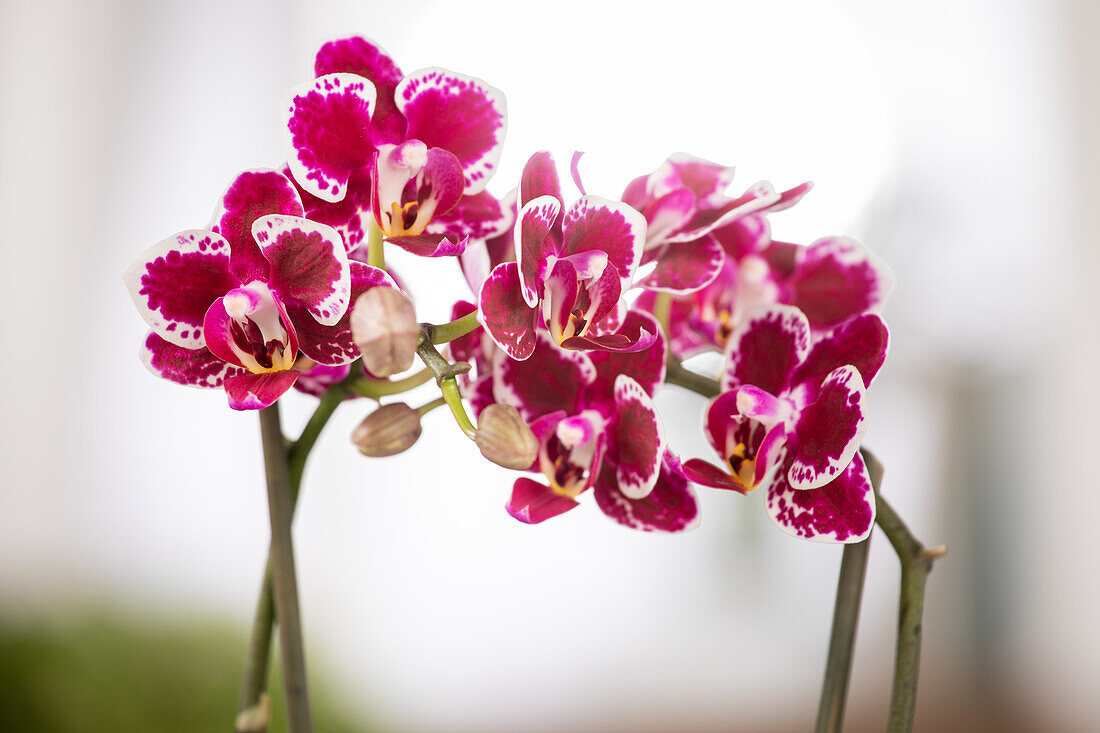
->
[[441, 378, 477, 438], [367, 219, 385, 269], [426, 310, 481, 344], [347, 368, 433, 400], [238, 384, 348, 732], [416, 395, 448, 417], [813, 450, 882, 733], [874, 474, 946, 733], [256, 405, 313, 733], [664, 359, 721, 398]]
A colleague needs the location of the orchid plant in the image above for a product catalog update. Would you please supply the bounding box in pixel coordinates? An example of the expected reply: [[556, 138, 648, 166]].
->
[[124, 35, 943, 733]]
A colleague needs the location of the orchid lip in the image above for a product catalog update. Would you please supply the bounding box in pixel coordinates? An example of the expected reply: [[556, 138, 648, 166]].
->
[[221, 282, 296, 373]]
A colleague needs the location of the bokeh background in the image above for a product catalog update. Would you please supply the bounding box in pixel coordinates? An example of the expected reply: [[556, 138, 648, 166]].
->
[[1, 0, 1096, 730]]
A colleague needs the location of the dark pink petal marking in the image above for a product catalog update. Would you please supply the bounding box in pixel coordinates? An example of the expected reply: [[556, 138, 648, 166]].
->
[[560, 316, 658, 354], [678, 458, 747, 493], [595, 453, 699, 533], [577, 264, 621, 334], [520, 151, 563, 206], [286, 262, 395, 365], [428, 189, 511, 242], [562, 196, 646, 283], [786, 366, 867, 490], [478, 262, 539, 361], [712, 215, 771, 259], [285, 164, 371, 253], [124, 230, 238, 349], [543, 259, 580, 343], [793, 313, 889, 392], [314, 35, 406, 145], [386, 234, 468, 258], [609, 375, 666, 499], [703, 390, 742, 454], [252, 214, 350, 326], [140, 332, 244, 388], [223, 370, 301, 411], [787, 236, 895, 332], [589, 310, 666, 401], [492, 331, 596, 421], [506, 476, 580, 525], [397, 68, 506, 194], [210, 168, 305, 282], [284, 73, 378, 202], [516, 195, 562, 307], [721, 304, 810, 395], [766, 451, 875, 543], [636, 235, 724, 294]]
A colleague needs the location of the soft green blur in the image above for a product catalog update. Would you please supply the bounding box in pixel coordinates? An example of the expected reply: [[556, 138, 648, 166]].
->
[[0, 614, 367, 733]]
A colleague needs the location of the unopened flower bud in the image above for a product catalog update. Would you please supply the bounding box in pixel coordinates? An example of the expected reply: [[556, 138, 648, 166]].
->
[[474, 404, 539, 470], [352, 402, 422, 457], [350, 287, 419, 377]]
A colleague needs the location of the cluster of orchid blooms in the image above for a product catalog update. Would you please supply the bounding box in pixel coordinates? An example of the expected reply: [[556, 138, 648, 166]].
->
[[125, 35, 893, 544]]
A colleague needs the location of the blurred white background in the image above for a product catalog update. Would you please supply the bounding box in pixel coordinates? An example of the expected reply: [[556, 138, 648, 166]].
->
[[1, 0, 1096, 730]]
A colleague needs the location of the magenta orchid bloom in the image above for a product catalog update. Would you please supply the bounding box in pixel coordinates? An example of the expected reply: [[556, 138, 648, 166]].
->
[[478, 153, 656, 360], [126, 169, 394, 410], [678, 306, 889, 542], [479, 311, 697, 532], [281, 36, 507, 258]]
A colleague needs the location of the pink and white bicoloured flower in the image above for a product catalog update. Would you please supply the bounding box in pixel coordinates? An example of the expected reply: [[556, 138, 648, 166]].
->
[[478, 153, 656, 360], [678, 306, 889, 543], [126, 169, 394, 410], [485, 312, 697, 532], [282, 36, 507, 257]]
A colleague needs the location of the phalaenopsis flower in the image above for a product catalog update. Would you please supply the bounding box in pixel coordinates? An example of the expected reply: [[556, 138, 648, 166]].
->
[[125, 168, 394, 409], [282, 35, 509, 257], [477, 152, 657, 360], [677, 305, 889, 542]]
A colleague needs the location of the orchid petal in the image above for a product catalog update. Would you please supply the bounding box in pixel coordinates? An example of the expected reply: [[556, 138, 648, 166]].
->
[[666, 181, 781, 243], [660, 153, 737, 207], [140, 332, 245, 389], [491, 331, 596, 421], [635, 235, 724, 294], [560, 315, 658, 354], [721, 304, 810, 394], [293, 362, 352, 398], [209, 168, 305, 282], [386, 234, 468, 258], [314, 35, 406, 145], [124, 230, 238, 349], [520, 151, 564, 206], [678, 458, 747, 493], [787, 236, 896, 332], [516, 195, 562, 307], [787, 366, 868, 490], [793, 313, 890, 392], [735, 385, 786, 428], [642, 187, 696, 250], [396, 68, 506, 195], [477, 262, 539, 361], [286, 164, 371, 253], [285, 262, 396, 365], [284, 73, 378, 203], [765, 451, 875, 543], [562, 196, 646, 283], [223, 371, 301, 411], [594, 453, 699, 533], [506, 476, 580, 525], [543, 258, 580, 343], [609, 376, 666, 499], [428, 189, 511, 242], [252, 214, 350, 326], [570, 151, 587, 196], [589, 310, 666, 402]]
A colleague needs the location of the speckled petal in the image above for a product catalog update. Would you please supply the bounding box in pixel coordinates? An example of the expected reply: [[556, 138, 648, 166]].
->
[[786, 366, 868, 490], [786, 236, 895, 332], [793, 313, 889, 393], [397, 67, 506, 194], [284, 73, 378, 203], [609, 375, 666, 499], [386, 234, 468, 258], [721, 304, 811, 394], [520, 151, 563, 206], [636, 235, 724, 294], [589, 310, 666, 403], [140, 332, 245, 388], [252, 214, 350, 326], [516, 195, 562, 307], [314, 35, 406, 145], [478, 262, 539, 361], [765, 451, 875, 543], [562, 196, 646, 283], [124, 230, 238, 349], [594, 453, 699, 533], [492, 331, 596, 421], [209, 168, 305, 281]]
